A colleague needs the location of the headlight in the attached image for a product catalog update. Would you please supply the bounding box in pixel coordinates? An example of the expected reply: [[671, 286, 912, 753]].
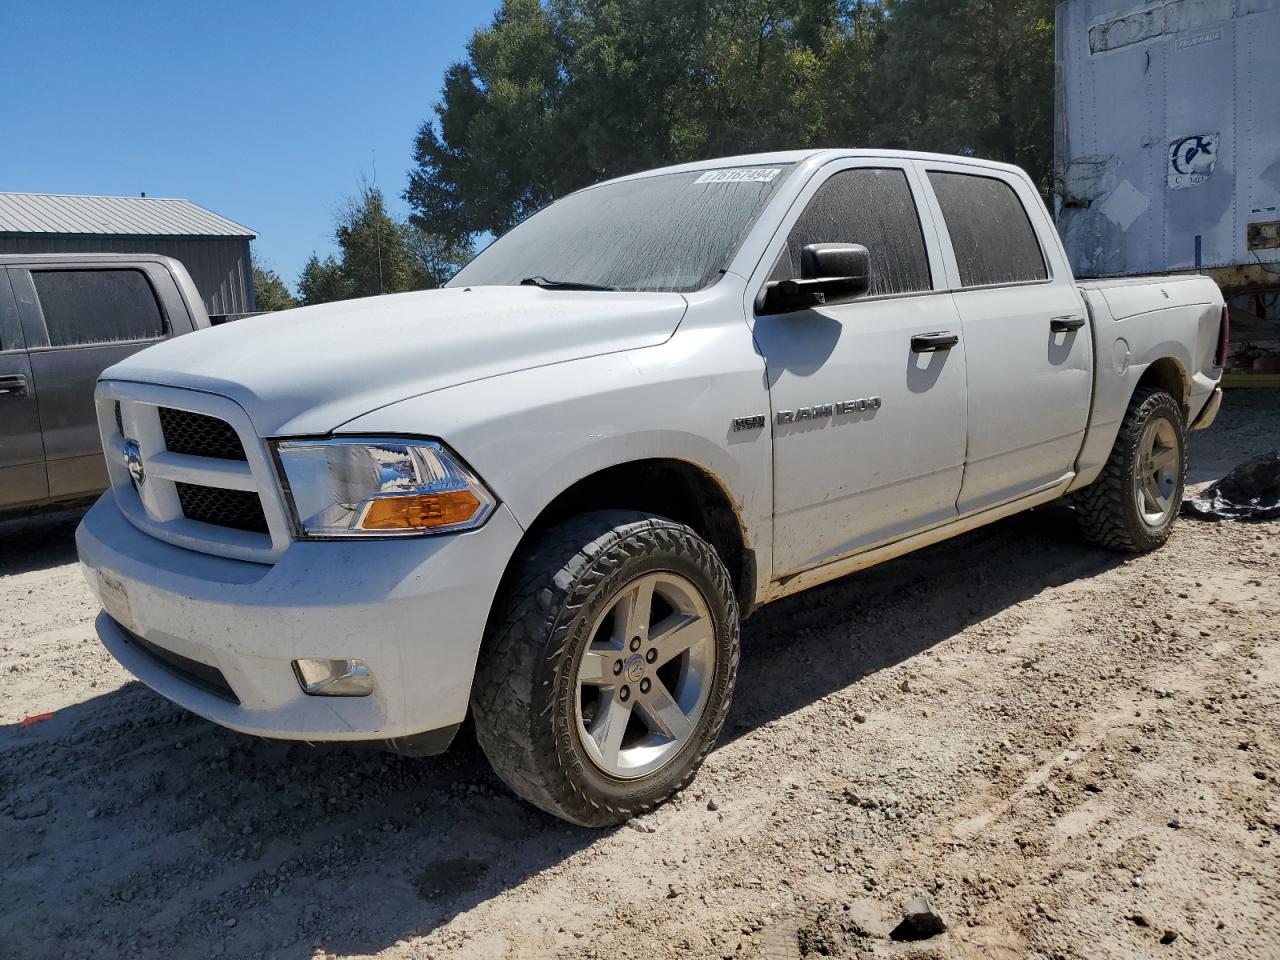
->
[[273, 438, 496, 537]]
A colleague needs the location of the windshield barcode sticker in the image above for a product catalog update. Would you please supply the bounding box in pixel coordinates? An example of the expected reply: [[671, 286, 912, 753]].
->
[[695, 168, 781, 185]]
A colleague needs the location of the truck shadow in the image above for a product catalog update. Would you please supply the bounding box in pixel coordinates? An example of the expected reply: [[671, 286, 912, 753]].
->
[[0, 504, 89, 576], [0, 504, 1123, 960], [728, 503, 1124, 742]]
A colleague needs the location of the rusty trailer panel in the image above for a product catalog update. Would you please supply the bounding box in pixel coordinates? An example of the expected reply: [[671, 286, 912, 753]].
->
[[1055, 0, 1280, 290]]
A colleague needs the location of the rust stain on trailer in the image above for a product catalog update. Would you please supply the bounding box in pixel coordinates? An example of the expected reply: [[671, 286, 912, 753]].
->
[[1248, 221, 1280, 251]]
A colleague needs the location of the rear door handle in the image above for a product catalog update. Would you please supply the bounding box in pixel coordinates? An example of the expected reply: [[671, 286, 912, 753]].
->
[[0, 374, 28, 397], [911, 331, 959, 353], [1050, 315, 1086, 333]]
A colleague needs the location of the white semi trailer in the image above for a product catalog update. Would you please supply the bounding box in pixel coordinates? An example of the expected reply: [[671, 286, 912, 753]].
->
[[1055, 0, 1280, 378]]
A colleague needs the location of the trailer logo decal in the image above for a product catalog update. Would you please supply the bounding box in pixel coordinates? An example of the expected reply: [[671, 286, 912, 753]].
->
[[1175, 30, 1222, 51], [1168, 134, 1218, 190]]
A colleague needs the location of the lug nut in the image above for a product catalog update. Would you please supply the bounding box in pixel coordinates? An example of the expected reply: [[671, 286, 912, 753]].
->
[[613, 660, 623, 676], [630, 636, 641, 651], [639, 678, 651, 694], [645, 648, 657, 663], [619, 685, 630, 702]]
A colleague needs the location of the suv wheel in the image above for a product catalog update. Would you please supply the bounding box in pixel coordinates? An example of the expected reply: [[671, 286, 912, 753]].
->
[[1073, 387, 1186, 552], [471, 511, 739, 826]]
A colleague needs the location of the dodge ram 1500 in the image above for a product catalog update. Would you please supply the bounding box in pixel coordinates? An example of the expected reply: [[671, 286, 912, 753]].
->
[[77, 150, 1226, 825]]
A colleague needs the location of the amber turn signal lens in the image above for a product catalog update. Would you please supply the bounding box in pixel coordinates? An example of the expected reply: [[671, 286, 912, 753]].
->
[[359, 490, 481, 530]]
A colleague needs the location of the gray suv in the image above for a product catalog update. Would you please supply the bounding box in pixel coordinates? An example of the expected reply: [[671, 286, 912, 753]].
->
[[0, 253, 208, 513]]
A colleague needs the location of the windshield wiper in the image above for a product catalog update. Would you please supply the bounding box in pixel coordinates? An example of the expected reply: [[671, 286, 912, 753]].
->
[[519, 275, 618, 291]]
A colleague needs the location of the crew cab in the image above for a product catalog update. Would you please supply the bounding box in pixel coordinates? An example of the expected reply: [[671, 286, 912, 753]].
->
[[1, 254, 208, 515], [76, 151, 1226, 825]]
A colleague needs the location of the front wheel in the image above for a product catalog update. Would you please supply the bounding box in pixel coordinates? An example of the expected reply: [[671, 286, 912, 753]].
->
[[471, 511, 739, 826], [1073, 387, 1186, 552]]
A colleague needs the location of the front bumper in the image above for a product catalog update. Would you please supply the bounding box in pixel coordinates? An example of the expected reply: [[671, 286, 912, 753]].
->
[[77, 493, 523, 745]]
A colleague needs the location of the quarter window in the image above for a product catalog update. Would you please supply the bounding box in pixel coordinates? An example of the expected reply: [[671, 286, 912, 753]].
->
[[927, 172, 1048, 287], [32, 270, 165, 347], [771, 168, 932, 296]]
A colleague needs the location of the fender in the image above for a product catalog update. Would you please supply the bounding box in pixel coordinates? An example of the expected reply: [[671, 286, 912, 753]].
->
[[338, 327, 776, 605]]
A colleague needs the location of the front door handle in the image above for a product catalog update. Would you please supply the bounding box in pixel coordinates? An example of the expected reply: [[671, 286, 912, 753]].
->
[[1050, 315, 1086, 333], [911, 331, 959, 353], [0, 374, 28, 397]]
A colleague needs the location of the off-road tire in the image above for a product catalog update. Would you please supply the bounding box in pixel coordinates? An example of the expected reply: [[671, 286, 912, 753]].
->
[[471, 511, 740, 826], [1073, 387, 1186, 553]]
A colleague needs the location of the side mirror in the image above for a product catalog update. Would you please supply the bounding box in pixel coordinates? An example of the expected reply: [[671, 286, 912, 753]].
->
[[757, 243, 871, 315]]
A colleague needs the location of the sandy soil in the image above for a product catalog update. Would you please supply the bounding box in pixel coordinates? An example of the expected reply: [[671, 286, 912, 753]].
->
[[1, 392, 1277, 960]]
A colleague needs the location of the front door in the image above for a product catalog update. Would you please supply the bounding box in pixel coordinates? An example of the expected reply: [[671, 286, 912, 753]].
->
[[0, 269, 47, 509], [752, 162, 969, 576]]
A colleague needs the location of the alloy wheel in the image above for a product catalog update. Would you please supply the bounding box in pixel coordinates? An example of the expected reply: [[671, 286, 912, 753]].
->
[[574, 571, 716, 779], [1133, 416, 1180, 526]]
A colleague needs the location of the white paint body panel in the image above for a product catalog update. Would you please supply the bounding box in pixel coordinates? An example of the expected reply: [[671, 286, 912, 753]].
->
[[107, 285, 689, 436], [915, 159, 1095, 514], [76, 149, 1223, 744], [76, 493, 523, 740]]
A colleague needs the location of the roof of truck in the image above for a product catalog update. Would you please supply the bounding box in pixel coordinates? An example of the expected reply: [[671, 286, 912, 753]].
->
[[592, 149, 1027, 189], [0, 192, 254, 238]]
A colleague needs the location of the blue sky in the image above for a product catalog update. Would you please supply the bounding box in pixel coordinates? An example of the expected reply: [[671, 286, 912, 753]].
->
[[2, 0, 501, 290]]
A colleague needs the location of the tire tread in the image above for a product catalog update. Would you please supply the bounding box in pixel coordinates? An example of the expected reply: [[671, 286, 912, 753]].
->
[[471, 511, 739, 826], [1073, 387, 1185, 553]]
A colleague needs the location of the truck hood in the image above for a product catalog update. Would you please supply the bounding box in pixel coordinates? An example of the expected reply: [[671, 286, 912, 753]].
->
[[104, 286, 687, 435]]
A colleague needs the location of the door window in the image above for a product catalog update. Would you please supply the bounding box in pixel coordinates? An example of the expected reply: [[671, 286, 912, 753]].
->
[[31, 270, 165, 347], [771, 167, 932, 296], [927, 172, 1048, 287]]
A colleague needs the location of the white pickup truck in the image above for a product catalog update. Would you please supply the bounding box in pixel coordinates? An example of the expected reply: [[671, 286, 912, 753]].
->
[[77, 150, 1226, 826]]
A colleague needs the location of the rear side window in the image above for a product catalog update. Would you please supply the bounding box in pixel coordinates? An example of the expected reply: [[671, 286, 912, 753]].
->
[[771, 168, 932, 296], [927, 172, 1048, 287], [32, 270, 165, 347]]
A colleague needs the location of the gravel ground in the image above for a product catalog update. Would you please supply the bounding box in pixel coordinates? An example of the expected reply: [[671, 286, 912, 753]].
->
[[1, 391, 1277, 960]]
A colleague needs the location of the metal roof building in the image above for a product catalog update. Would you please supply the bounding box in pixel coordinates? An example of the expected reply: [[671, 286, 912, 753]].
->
[[0, 192, 256, 317]]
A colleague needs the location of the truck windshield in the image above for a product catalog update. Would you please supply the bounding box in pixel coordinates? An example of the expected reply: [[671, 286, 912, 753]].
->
[[447, 166, 792, 293]]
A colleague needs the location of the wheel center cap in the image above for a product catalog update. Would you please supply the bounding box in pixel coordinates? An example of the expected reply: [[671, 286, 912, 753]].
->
[[625, 654, 645, 683]]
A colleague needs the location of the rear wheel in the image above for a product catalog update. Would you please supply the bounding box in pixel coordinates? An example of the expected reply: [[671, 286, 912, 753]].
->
[[471, 511, 739, 826], [1073, 387, 1186, 552]]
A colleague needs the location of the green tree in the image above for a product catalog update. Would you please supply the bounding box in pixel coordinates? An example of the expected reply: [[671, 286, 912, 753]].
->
[[297, 182, 459, 305], [869, 0, 1057, 192], [406, 0, 885, 245], [297, 253, 349, 306], [404, 224, 473, 288], [251, 255, 299, 312], [407, 1, 1059, 240], [335, 183, 420, 298]]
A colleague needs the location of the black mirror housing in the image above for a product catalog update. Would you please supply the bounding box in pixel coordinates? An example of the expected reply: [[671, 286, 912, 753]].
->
[[757, 243, 871, 315], [800, 243, 870, 283]]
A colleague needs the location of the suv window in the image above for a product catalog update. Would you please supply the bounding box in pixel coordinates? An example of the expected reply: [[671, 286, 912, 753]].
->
[[771, 168, 932, 296], [927, 172, 1048, 287], [32, 269, 165, 347]]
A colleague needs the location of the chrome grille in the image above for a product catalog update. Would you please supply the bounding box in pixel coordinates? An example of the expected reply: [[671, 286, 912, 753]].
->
[[175, 482, 269, 534], [99, 383, 290, 563], [158, 407, 247, 461]]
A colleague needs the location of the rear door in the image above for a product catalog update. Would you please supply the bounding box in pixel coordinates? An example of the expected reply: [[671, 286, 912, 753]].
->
[[12, 265, 170, 500], [918, 163, 1093, 515], [0, 269, 47, 509]]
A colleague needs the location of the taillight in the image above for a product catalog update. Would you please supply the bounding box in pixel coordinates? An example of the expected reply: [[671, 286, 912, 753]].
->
[[1214, 304, 1230, 368]]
